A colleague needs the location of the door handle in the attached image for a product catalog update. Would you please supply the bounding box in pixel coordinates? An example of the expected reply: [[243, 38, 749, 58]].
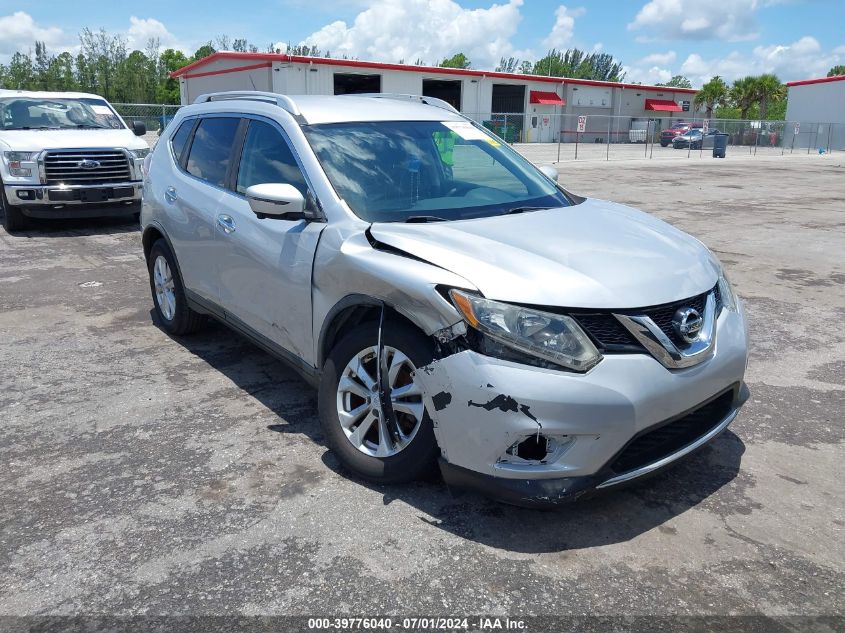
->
[[217, 214, 236, 234], [164, 187, 177, 203]]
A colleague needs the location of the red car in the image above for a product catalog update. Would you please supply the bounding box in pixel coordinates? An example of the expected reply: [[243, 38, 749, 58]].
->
[[660, 121, 703, 147]]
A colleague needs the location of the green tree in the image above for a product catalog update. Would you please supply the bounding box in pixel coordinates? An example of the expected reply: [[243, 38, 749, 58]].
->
[[531, 48, 624, 81], [729, 76, 758, 119], [156, 48, 189, 104], [5, 52, 34, 89], [193, 43, 216, 60], [754, 73, 785, 120], [660, 75, 692, 88], [495, 56, 520, 73], [440, 53, 471, 69], [694, 75, 729, 119], [827, 65, 845, 77]]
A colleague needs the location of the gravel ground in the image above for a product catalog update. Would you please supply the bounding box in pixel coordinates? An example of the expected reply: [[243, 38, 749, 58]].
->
[[0, 153, 842, 631]]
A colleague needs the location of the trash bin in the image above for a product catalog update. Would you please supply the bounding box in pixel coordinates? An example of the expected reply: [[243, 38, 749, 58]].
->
[[713, 133, 729, 158]]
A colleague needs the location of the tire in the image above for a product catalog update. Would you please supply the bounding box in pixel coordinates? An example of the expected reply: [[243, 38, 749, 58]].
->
[[0, 185, 29, 233], [318, 319, 439, 484], [660, 141, 669, 147], [147, 238, 205, 335]]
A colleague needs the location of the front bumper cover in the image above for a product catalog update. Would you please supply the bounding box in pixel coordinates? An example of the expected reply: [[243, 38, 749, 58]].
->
[[417, 303, 750, 507], [4, 183, 142, 219], [438, 383, 748, 508]]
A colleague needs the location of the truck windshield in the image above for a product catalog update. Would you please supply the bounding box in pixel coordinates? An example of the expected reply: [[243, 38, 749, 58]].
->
[[303, 120, 568, 222], [0, 97, 124, 131]]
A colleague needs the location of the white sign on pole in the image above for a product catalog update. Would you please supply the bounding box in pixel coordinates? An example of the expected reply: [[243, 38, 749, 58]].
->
[[794, 122, 800, 135], [577, 115, 587, 133], [702, 119, 710, 134]]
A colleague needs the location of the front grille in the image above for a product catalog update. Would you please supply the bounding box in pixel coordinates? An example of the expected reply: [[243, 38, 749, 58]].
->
[[608, 389, 735, 474], [571, 285, 719, 352], [43, 150, 132, 185], [572, 313, 639, 349]]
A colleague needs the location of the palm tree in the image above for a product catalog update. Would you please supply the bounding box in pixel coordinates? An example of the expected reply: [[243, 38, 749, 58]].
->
[[730, 76, 757, 119], [694, 76, 729, 119], [755, 73, 785, 120]]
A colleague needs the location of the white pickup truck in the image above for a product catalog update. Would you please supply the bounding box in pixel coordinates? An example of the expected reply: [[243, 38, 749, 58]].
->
[[0, 90, 150, 232]]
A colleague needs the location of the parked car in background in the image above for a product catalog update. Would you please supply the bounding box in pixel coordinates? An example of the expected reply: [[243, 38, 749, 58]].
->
[[141, 91, 748, 507], [0, 90, 150, 232], [673, 128, 722, 149], [660, 121, 703, 147]]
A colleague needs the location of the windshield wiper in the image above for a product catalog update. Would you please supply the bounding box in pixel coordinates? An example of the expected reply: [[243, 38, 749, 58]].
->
[[75, 124, 109, 129], [404, 215, 448, 223], [502, 206, 553, 215]]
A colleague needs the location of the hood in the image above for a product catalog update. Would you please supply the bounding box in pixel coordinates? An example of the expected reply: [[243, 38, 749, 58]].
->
[[0, 128, 148, 152], [369, 198, 719, 309]]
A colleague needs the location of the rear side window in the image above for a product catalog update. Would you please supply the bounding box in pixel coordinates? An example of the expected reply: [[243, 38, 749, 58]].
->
[[169, 119, 194, 163], [185, 117, 240, 188], [236, 120, 308, 196]]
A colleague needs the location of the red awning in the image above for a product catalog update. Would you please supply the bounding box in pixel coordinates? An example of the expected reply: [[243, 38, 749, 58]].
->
[[645, 98, 682, 112], [530, 90, 566, 106]]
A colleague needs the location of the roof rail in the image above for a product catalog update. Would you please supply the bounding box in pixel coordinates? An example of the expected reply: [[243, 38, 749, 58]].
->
[[193, 91, 301, 117], [342, 93, 460, 114]]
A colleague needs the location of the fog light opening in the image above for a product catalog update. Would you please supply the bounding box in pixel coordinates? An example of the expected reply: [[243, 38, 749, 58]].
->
[[508, 435, 550, 461], [497, 434, 576, 469]]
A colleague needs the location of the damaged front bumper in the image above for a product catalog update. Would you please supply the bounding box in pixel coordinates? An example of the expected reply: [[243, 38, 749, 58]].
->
[[416, 306, 750, 508]]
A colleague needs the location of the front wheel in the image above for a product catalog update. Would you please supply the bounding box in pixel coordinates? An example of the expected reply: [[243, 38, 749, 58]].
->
[[318, 320, 439, 483], [1, 186, 29, 232]]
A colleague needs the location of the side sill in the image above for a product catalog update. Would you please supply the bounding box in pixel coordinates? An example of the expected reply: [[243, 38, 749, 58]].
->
[[185, 290, 320, 387]]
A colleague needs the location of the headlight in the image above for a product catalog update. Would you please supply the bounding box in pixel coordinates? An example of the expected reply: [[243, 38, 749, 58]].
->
[[3, 151, 37, 177], [4, 151, 37, 162], [717, 266, 738, 312], [129, 148, 150, 159], [449, 289, 602, 372]]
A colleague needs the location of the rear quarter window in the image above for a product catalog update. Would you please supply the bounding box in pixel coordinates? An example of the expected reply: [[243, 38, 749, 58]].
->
[[185, 117, 241, 188], [169, 119, 194, 164]]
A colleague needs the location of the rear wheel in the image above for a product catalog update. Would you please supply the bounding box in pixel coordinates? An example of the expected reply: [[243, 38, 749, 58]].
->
[[0, 185, 29, 233], [147, 239, 205, 335], [318, 320, 439, 483]]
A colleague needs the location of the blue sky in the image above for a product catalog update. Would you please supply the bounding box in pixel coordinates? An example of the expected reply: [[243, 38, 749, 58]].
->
[[1, 0, 843, 86]]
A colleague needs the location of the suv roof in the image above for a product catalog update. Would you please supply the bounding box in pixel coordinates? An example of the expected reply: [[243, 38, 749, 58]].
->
[[188, 92, 466, 125]]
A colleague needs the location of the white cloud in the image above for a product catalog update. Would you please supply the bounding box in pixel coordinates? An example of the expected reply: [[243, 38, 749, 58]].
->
[[0, 11, 70, 58], [541, 5, 585, 50], [628, 0, 762, 41], [640, 50, 676, 65], [126, 16, 188, 53], [301, 0, 526, 69], [680, 36, 842, 84]]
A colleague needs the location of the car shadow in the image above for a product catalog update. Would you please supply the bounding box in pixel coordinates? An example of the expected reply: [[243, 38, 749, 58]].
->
[[0, 211, 140, 237], [161, 314, 746, 554]]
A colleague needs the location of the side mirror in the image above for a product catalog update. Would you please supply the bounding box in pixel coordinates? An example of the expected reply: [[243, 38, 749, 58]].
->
[[246, 183, 313, 220], [132, 120, 147, 137], [539, 165, 559, 182]]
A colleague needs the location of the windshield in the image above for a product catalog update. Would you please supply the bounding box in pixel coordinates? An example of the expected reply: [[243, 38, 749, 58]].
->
[[0, 97, 124, 131], [304, 120, 569, 222]]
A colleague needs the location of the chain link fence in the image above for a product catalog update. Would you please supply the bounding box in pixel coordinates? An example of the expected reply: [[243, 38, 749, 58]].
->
[[112, 103, 182, 148], [464, 112, 845, 162]]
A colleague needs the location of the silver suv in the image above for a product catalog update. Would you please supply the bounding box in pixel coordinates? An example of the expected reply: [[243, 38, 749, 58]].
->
[[141, 91, 749, 507]]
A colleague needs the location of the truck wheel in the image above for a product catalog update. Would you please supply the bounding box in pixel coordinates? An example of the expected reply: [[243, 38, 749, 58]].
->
[[318, 320, 439, 484], [0, 186, 29, 232], [147, 239, 206, 335]]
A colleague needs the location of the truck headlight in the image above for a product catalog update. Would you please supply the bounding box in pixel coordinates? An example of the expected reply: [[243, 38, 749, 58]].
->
[[449, 289, 602, 372], [129, 148, 150, 159], [3, 151, 37, 177]]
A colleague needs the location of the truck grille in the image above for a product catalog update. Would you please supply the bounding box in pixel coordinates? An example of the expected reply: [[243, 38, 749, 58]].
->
[[43, 150, 132, 185]]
